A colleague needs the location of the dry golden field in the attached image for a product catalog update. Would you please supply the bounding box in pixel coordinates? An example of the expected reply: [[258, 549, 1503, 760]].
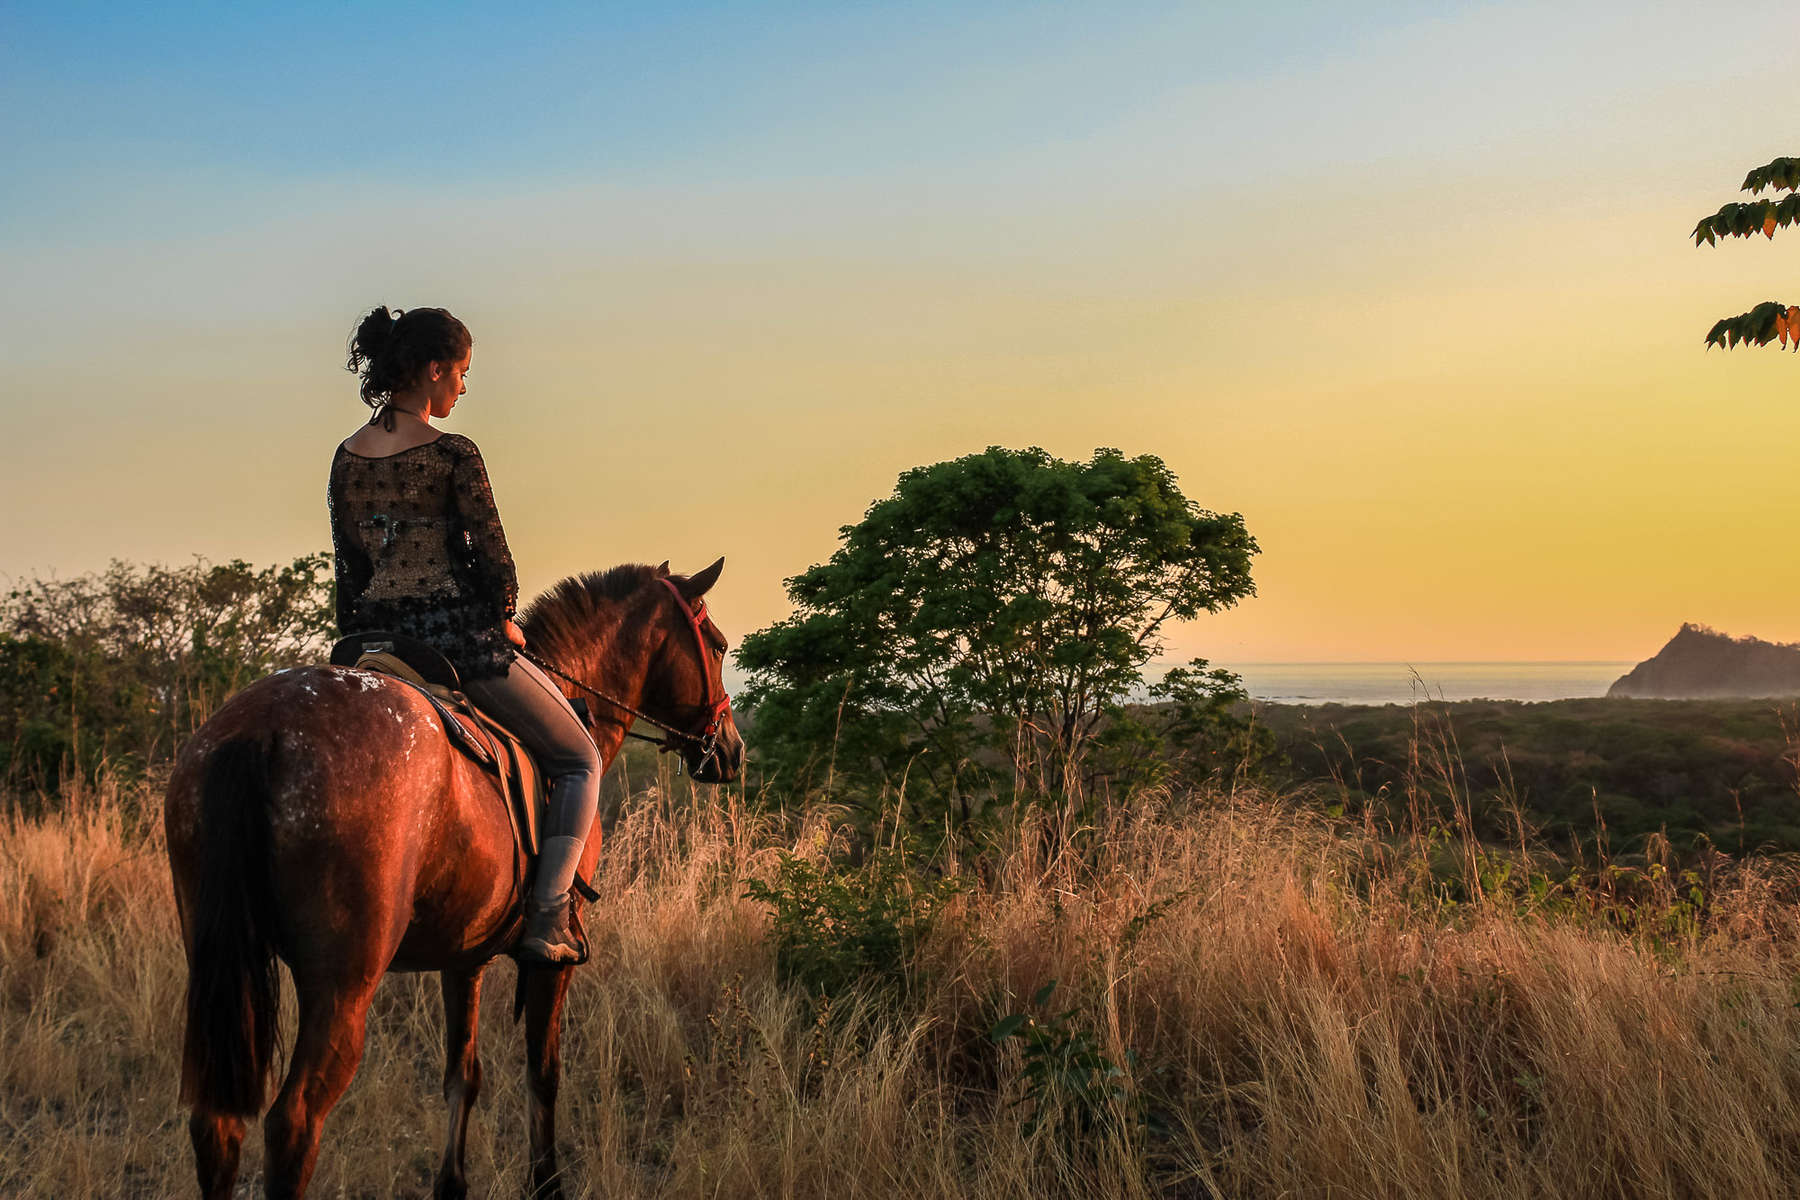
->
[[5, 766, 1800, 1199]]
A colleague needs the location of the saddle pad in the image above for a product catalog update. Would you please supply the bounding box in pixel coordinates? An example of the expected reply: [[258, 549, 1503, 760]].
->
[[470, 706, 543, 858]]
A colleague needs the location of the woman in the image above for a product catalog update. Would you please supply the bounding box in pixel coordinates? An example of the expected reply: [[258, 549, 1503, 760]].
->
[[329, 305, 598, 965]]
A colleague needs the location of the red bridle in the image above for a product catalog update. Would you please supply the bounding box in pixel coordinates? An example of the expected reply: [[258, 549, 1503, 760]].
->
[[656, 577, 732, 749], [523, 578, 733, 772]]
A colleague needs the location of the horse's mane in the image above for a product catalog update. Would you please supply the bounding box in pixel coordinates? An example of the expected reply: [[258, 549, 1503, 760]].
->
[[520, 563, 661, 653]]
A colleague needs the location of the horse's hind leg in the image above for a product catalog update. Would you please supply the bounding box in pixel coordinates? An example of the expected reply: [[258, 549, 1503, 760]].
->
[[188, 1109, 246, 1200], [262, 975, 378, 1199], [434, 967, 486, 1200]]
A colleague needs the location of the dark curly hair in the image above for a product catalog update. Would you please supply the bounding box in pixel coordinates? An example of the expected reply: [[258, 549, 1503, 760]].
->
[[345, 306, 473, 409]]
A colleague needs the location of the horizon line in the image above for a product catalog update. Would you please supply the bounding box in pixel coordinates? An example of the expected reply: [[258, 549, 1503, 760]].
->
[[1210, 660, 1638, 667]]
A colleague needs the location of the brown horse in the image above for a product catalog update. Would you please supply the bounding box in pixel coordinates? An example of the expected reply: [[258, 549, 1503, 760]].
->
[[164, 559, 744, 1200]]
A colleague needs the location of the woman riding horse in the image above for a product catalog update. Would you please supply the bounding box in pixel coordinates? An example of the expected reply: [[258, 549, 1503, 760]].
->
[[166, 303, 744, 1197], [330, 305, 595, 965]]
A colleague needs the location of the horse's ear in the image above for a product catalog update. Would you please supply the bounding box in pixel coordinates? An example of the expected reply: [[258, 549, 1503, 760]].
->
[[677, 556, 724, 601], [654, 561, 670, 577]]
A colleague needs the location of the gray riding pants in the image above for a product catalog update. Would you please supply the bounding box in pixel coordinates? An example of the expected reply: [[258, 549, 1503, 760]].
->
[[463, 654, 602, 843]]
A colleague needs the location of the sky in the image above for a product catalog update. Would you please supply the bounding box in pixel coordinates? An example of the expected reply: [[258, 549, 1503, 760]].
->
[[5, 1, 1800, 667]]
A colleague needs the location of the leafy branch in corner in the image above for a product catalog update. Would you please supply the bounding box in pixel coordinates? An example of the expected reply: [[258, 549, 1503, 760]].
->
[[1692, 156, 1800, 351]]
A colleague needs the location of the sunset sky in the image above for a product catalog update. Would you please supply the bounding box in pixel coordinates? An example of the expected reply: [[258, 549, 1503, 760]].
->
[[6, 3, 1800, 667]]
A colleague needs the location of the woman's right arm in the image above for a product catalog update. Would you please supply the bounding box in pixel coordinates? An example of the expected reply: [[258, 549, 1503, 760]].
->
[[328, 457, 373, 635], [446, 437, 520, 630]]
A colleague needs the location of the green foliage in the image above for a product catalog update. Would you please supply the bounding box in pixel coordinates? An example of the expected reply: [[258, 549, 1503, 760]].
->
[[1376, 826, 1712, 955], [1740, 156, 1800, 195], [1260, 698, 1800, 855], [990, 980, 1142, 1138], [1691, 196, 1800, 247], [742, 836, 962, 1000], [0, 555, 334, 792], [1703, 301, 1800, 352], [1147, 657, 1278, 781], [1691, 155, 1800, 351], [737, 446, 1258, 816], [1092, 658, 1280, 798]]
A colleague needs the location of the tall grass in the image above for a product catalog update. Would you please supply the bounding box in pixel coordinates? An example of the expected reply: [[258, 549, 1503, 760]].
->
[[4, 757, 1800, 1198]]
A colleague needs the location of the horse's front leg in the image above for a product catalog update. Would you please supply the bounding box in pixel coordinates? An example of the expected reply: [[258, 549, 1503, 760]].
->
[[434, 967, 486, 1200], [522, 964, 575, 1199]]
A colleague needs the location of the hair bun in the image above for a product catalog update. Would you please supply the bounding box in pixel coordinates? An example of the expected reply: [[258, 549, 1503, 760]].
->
[[346, 305, 404, 375], [358, 306, 399, 354]]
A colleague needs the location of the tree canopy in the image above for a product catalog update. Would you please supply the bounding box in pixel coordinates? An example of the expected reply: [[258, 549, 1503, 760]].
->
[[736, 446, 1257, 815], [1692, 155, 1800, 350], [0, 554, 333, 792]]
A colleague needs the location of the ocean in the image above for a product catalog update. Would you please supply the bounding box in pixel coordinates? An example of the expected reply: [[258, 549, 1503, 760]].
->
[[718, 661, 1641, 708], [1221, 662, 1637, 707]]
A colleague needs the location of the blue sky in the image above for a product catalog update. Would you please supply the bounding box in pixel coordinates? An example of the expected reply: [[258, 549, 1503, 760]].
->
[[6, 3, 1800, 662], [8, 4, 1447, 176]]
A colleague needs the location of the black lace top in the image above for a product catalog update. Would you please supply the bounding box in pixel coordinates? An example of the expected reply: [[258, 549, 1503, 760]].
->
[[327, 433, 519, 681]]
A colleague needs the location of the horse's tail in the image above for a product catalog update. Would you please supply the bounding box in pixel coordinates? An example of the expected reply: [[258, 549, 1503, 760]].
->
[[179, 733, 283, 1117]]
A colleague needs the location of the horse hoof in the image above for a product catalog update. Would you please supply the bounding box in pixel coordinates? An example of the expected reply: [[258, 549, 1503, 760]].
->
[[433, 1176, 468, 1200]]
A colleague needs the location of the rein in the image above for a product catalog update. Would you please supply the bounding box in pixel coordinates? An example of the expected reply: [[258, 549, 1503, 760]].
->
[[521, 578, 731, 773]]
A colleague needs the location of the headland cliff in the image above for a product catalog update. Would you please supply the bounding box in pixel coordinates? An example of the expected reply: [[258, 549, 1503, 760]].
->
[[1608, 623, 1800, 698]]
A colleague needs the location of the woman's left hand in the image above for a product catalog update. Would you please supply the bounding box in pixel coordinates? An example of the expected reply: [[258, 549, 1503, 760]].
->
[[505, 619, 527, 648]]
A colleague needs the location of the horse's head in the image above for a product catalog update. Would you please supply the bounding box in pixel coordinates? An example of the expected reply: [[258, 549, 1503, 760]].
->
[[639, 557, 744, 783]]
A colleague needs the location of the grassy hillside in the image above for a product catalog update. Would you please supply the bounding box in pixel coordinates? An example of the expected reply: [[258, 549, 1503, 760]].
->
[[5, 764, 1800, 1198], [1257, 697, 1800, 856]]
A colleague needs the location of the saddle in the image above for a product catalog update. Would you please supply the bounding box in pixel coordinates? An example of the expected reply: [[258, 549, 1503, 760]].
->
[[328, 631, 544, 862]]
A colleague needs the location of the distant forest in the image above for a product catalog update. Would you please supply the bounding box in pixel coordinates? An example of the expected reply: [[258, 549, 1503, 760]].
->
[[1258, 698, 1800, 857]]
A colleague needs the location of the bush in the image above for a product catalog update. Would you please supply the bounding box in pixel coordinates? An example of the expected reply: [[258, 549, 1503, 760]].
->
[[743, 835, 962, 1000], [990, 980, 1143, 1139]]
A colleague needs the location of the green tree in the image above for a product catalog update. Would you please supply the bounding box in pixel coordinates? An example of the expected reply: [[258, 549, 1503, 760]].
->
[[1091, 658, 1279, 799], [1692, 156, 1800, 349], [1, 554, 333, 792], [737, 446, 1258, 817]]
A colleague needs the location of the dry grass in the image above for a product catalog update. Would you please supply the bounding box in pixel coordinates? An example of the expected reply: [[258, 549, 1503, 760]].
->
[[4, 768, 1800, 1199]]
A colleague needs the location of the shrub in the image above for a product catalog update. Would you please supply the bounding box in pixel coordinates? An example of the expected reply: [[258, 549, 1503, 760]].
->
[[990, 981, 1144, 1139], [743, 836, 962, 1000]]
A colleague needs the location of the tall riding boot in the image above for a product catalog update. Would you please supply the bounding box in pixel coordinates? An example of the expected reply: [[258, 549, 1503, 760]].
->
[[518, 834, 586, 965], [518, 893, 583, 964]]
